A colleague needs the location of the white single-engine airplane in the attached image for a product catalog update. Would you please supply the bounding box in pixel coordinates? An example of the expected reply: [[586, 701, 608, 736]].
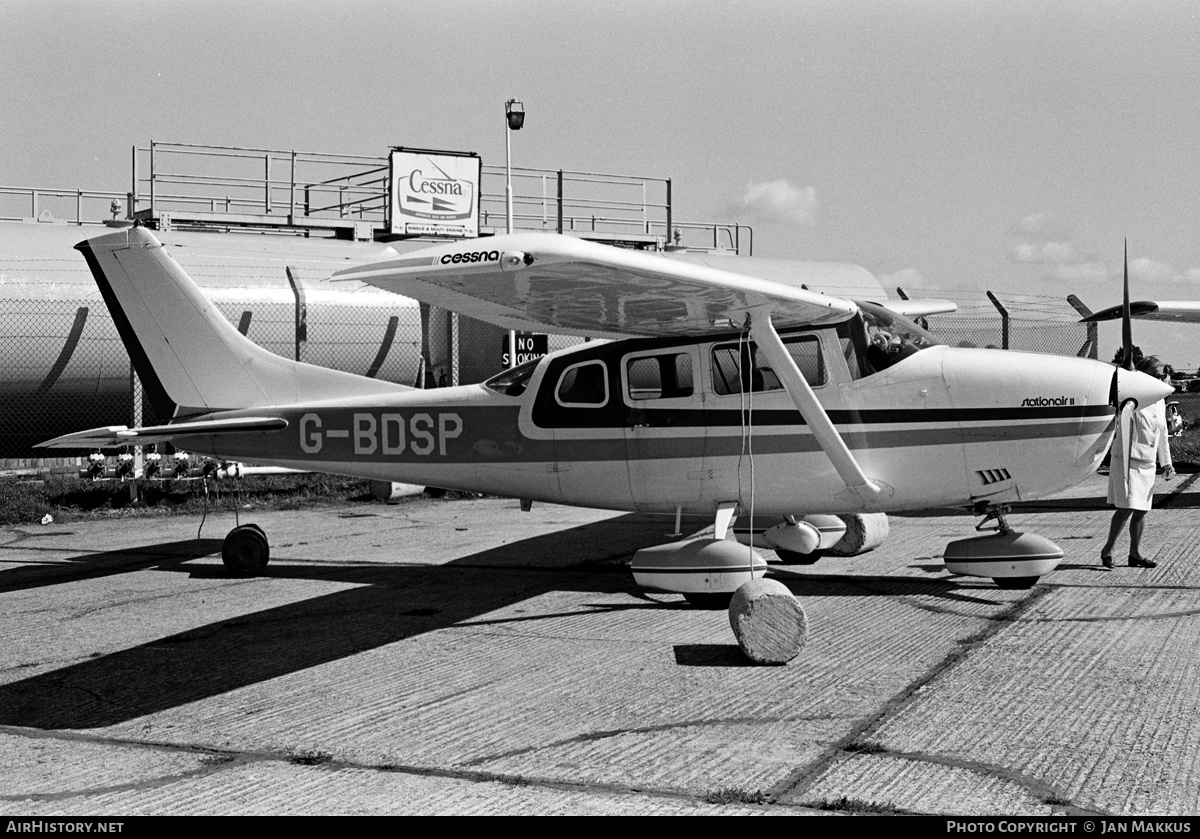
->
[[40, 226, 1172, 604]]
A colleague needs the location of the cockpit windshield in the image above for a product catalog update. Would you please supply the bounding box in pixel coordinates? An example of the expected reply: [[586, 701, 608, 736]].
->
[[841, 301, 942, 379], [483, 357, 541, 396]]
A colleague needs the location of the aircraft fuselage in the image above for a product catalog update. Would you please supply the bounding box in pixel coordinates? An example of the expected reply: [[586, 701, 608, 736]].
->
[[175, 325, 1119, 517]]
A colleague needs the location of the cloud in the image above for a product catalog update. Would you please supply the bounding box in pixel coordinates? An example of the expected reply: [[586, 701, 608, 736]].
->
[[1011, 241, 1082, 265], [1007, 211, 1200, 287], [876, 267, 927, 289], [1008, 211, 1075, 241], [1129, 258, 1178, 284], [735, 180, 818, 225], [1049, 261, 1108, 284], [1006, 211, 1102, 283], [1009, 212, 1073, 241]]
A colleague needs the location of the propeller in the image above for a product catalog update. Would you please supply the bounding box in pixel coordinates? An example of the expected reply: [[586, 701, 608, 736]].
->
[[1095, 240, 1175, 498], [1116, 240, 1136, 500], [1121, 239, 1133, 372]]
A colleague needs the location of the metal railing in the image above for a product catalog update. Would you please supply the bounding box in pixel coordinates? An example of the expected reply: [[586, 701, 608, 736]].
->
[[478, 166, 670, 239], [0, 186, 129, 226], [132, 141, 390, 228], [127, 141, 749, 251]]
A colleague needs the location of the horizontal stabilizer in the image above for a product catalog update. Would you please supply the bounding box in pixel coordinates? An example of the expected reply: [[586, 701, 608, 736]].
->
[[38, 417, 287, 449]]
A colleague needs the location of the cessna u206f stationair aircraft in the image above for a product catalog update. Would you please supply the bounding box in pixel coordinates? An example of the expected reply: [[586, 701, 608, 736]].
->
[[41, 226, 1171, 602]]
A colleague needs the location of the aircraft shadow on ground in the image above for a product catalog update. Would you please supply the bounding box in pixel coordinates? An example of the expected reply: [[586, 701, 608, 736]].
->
[[0, 538, 224, 595], [0, 515, 1013, 730]]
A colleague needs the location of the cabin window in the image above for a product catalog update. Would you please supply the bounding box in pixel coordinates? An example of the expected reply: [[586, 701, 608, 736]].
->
[[556, 360, 608, 407], [625, 353, 694, 401], [711, 335, 825, 395]]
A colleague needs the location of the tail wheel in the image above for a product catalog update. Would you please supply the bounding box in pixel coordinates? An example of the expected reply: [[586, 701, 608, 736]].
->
[[994, 576, 1038, 590], [223, 524, 270, 576]]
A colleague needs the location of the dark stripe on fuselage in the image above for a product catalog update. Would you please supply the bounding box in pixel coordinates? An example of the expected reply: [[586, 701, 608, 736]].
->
[[202, 404, 1110, 466], [365, 315, 398, 379], [36, 306, 88, 394], [538, 403, 1111, 430]]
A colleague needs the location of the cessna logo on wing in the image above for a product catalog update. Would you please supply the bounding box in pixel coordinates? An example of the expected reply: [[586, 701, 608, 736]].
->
[[399, 168, 474, 220], [1021, 396, 1075, 406], [441, 251, 500, 265]]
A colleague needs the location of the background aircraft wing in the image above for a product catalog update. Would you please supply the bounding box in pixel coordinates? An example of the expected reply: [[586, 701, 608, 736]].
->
[[38, 417, 288, 449], [1082, 301, 1200, 324], [869, 298, 957, 318], [333, 232, 857, 339]]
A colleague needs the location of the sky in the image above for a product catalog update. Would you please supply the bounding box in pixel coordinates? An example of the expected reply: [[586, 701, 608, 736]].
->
[[4, 0, 1200, 366]]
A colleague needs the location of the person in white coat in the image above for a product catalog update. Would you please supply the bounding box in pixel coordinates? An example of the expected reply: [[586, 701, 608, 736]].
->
[[1101, 356, 1175, 568]]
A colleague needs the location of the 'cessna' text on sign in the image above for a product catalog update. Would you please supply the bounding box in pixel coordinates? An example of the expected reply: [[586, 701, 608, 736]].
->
[[300, 412, 462, 456]]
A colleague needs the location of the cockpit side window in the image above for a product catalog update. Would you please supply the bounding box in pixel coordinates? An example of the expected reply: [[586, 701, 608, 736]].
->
[[556, 360, 608, 407], [849, 303, 943, 379], [711, 334, 824, 395], [484, 357, 541, 396]]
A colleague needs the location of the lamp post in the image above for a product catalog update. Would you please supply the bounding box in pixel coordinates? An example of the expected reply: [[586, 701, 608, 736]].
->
[[504, 98, 524, 235], [505, 99, 525, 367]]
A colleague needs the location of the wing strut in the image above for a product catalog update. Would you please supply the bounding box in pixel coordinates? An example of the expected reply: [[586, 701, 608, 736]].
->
[[747, 306, 885, 508]]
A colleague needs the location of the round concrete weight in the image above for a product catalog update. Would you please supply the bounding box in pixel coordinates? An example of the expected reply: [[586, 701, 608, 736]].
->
[[728, 578, 808, 665], [827, 513, 890, 556]]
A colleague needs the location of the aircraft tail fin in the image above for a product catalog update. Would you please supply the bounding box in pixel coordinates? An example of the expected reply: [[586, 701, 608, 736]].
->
[[1066, 294, 1093, 319], [76, 226, 409, 419]]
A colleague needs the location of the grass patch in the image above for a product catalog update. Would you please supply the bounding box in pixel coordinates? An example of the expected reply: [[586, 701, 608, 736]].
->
[[199, 754, 236, 767], [811, 796, 904, 814], [289, 749, 332, 766], [844, 741, 887, 754], [0, 472, 432, 526], [704, 787, 768, 805]]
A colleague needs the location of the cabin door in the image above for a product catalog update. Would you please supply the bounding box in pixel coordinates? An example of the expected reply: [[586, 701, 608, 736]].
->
[[620, 347, 706, 510]]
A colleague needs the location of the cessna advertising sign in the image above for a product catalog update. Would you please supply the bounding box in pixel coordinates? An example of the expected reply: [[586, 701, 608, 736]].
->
[[389, 149, 481, 238]]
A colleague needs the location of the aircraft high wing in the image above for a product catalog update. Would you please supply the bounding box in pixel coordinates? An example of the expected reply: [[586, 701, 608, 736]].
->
[[1080, 300, 1200, 324], [41, 226, 1172, 617], [875, 298, 958, 319], [333, 232, 858, 339]]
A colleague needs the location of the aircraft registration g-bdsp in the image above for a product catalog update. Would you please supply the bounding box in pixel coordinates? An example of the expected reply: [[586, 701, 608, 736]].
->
[[41, 226, 1171, 603]]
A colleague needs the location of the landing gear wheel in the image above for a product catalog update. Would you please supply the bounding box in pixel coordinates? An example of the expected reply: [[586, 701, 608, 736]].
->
[[683, 592, 734, 609], [994, 576, 1038, 590], [774, 548, 824, 566], [223, 524, 270, 576]]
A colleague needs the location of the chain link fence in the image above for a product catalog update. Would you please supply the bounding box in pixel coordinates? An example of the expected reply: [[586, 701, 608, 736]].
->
[[903, 289, 1097, 358], [1, 292, 424, 463]]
